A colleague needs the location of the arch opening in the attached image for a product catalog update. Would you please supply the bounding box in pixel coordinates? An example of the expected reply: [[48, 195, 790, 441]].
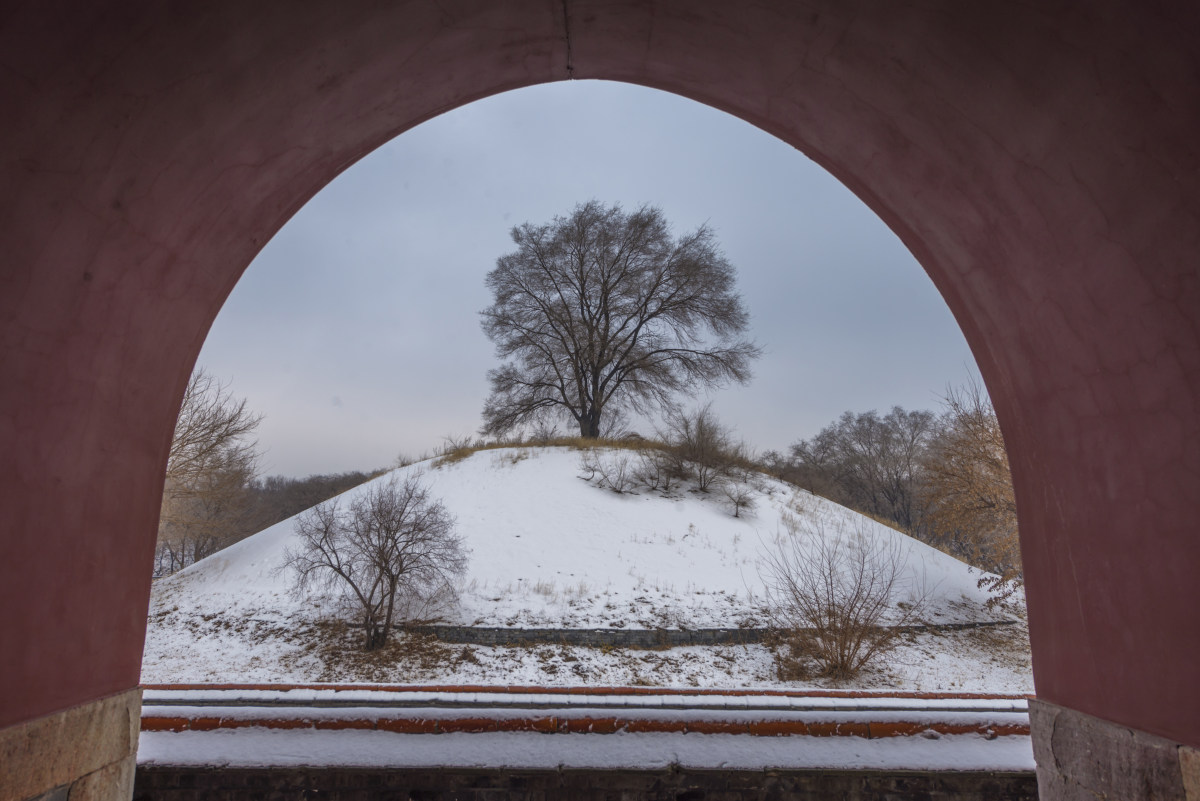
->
[[3, 3, 1199, 797], [146, 79, 1027, 698]]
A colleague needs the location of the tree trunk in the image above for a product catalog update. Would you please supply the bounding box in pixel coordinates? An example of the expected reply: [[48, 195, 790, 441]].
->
[[579, 409, 601, 438], [363, 615, 385, 650], [382, 580, 397, 647], [365, 625, 386, 650]]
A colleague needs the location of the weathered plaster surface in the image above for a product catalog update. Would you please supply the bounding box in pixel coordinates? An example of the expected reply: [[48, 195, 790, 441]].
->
[[1, 0, 1198, 762]]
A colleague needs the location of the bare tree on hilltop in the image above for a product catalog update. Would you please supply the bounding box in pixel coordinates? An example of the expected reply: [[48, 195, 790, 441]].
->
[[480, 201, 761, 438]]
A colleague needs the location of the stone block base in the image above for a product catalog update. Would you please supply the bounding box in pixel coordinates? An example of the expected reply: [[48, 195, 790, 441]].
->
[[0, 689, 141, 801], [134, 766, 1038, 800], [1031, 699, 1200, 800]]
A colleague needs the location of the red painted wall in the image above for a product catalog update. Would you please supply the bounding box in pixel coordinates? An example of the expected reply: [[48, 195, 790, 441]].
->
[[2, 0, 1197, 748]]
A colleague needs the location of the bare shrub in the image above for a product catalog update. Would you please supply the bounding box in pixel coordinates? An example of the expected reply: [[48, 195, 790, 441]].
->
[[657, 402, 743, 492], [634, 447, 685, 494], [578, 450, 636, 493], [578, 449, 601, 482], [722, 480, 757, 518], [760, 518, 928, 681], [283, 474, 467, 650], [601, 454, 637, 493]]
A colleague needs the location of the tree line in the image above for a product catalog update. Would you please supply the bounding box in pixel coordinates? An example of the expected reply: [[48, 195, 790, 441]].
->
[[762, 381, 1020, 601], [154, 369, 385, 577]]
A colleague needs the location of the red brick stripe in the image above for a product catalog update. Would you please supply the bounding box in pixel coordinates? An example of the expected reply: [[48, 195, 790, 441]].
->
[[142, 683, 1032, 701], [141, 714, 1029, 738]]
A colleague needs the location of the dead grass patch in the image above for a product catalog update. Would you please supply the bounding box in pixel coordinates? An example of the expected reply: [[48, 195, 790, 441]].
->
[[433, 435, 665, 469], [299, 620, 457, 682]]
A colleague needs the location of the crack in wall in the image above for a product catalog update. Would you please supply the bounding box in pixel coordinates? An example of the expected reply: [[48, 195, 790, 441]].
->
[[561, 0, 574, 78]]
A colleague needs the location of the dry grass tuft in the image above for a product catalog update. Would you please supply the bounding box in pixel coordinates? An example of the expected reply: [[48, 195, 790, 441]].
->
[[303, 620, 457, 682], [432, 434, 664, 469]]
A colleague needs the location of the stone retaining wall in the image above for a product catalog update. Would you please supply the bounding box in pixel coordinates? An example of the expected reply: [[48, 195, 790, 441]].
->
[[407, 619, 1018, 649], [133, 766, 1038, 800], [411, 625, 763, 648]]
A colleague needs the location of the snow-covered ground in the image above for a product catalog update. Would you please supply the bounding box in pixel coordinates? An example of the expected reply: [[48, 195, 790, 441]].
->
[[142, 446, 1031, 693], [138, 729, 1036, 772]]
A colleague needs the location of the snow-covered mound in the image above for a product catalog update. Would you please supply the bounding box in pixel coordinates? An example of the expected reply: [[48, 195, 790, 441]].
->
[[150, 446, 1002, 631]]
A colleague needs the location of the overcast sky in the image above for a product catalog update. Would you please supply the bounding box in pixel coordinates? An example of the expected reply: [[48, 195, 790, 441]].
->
[[197, 80, 978, 478]]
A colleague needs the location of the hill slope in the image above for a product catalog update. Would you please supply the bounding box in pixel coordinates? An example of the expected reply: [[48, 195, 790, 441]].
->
[[143, 446, 1029, 691]]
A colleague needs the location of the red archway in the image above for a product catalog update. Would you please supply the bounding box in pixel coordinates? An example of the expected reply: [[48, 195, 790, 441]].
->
[[3, 2, 1198, 798]]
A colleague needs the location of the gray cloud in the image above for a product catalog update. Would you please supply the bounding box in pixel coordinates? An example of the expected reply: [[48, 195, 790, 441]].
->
[[199, 81, 976, 477]]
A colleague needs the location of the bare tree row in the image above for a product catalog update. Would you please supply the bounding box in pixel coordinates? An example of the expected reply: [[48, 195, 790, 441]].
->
[[155, 369, 262, 575], [154, 368, 384, 577], [763, 382, 1021, 600]]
